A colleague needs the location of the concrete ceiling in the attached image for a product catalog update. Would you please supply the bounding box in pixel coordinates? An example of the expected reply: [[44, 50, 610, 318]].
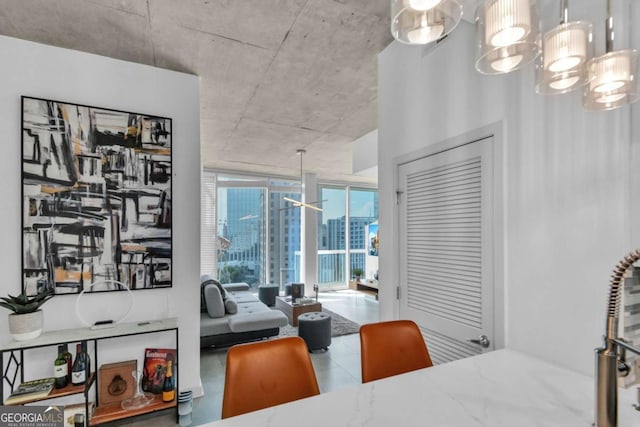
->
[[0, 0, 397, 184]]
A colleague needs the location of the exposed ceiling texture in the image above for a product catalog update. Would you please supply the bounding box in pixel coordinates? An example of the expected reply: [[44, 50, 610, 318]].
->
[[0, 0, 394, 184]]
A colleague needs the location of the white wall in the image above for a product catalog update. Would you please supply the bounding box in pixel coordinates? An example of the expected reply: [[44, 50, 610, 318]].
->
[[378, 0, 639, 376], [0, 36, 202, 393], [352, 129, 378, 177]]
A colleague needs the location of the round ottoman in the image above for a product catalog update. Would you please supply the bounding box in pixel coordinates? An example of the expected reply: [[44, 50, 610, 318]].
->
[[258, 284, 279, 307], [298, 312, 331, 352]]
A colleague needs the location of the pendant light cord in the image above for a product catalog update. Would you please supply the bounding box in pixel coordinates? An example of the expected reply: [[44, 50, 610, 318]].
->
[[560, 0, 568, 25], [605, 0, 613, 53]]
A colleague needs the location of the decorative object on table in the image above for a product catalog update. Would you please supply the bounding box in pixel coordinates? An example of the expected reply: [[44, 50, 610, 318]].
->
[[4, 377, 55, 405], [74, 280, 134, 328], [98, 360, 137, 405], [63, 402, 94, 427], [21, 96, 172, 296], [142, 348, 177, 394], [0, 288, 53, 341], [313, 284, 319, 302], [290, 283, 304, 303], [121, 370, 154, 410]]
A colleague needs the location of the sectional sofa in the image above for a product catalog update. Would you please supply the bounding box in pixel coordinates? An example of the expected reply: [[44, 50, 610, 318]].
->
[[200, 276, 288, 348]]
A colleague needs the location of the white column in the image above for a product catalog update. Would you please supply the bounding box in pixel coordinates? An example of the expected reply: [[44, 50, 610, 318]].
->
[[301, 172, 318, 296]]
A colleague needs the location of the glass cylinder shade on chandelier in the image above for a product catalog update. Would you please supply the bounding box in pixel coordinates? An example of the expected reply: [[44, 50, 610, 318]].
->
[[390, 0, 462, 45], [475, 0, 540, 75], [583, 0, 638, 111], [535, 20, 593, 94]]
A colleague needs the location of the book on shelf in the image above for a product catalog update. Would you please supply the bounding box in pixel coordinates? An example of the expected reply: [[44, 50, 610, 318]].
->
[[4, 377, 55, 404], [142, 348, 177, 394]]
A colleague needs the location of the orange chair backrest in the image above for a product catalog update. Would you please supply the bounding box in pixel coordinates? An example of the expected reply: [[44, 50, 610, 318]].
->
[[221, 336, 320, 419], [360, 320, 433, 383]]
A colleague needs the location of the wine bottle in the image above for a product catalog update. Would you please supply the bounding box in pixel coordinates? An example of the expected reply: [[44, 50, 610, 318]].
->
[[54, 345, 68, 389], [162, 360, 175, 402], [82, 341, 91, 378], [71, 343, 86, 385], [62, 343, 72, 382]]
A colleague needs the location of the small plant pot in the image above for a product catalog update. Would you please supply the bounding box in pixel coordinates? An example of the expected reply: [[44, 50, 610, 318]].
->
[[8, 310, 43, 341]]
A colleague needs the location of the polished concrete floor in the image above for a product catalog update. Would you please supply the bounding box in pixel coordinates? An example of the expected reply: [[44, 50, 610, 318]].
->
[[126, 289, 379, 426]]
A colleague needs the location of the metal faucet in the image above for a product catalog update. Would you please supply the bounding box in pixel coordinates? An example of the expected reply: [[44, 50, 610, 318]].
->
[[595, 249, 640, 426]]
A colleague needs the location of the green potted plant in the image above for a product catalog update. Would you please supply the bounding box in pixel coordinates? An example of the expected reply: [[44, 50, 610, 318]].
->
[[0, 288, 54, 341], [352, 268, 364, 282]]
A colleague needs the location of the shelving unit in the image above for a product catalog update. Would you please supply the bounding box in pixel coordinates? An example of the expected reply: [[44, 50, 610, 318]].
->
[[0, 318, 178, 426], [4, 374, 96, 406]]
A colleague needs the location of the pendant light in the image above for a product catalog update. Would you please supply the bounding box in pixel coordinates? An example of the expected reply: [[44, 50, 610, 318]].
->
[[535, 0, 593, 94], [282, 149, 323, 212], [583, 0, 638, 111], [390, 0, 463, 45], [475, 0, 540, 74]]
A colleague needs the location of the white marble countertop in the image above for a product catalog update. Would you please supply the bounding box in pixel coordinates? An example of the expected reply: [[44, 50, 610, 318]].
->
[[206, 349, 638, 427]]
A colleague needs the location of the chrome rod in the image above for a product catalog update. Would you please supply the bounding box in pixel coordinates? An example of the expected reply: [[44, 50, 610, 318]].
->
[[612, 339, 640, 356], [560, 0, 569, 24], [605, 0, 614, 53]]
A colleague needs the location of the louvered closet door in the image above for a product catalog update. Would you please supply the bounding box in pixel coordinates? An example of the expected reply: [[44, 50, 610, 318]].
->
[[398, 137, 494, 364]]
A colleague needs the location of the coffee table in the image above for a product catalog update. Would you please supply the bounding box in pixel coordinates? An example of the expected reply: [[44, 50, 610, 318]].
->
[[275, 296, 322, 327]]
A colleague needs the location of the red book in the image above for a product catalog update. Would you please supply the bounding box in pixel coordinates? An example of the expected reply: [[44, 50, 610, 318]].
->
[[142, 348, 177, 394]]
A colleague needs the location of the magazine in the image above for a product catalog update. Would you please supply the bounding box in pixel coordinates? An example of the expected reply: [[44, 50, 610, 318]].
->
[[141, 348, 177, 394], [5, 377, 55, 404]]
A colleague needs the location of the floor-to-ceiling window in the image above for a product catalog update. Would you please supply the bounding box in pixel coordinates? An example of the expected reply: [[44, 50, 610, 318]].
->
[[349, 188, 378, 281], [317, 187, 346, 289], [317, 185, 378, 290], [201, 172, 301, 288], [217, 184, 266, 285], [269, 180, 302, 286]]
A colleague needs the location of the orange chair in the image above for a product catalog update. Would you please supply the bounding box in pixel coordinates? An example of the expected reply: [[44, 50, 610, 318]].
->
[[359, 320, 433, 383], [221, 336, 320, 418]]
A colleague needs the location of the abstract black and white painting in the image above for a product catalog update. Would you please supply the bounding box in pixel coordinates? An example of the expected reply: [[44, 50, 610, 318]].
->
[[22, 97, 172, 295]]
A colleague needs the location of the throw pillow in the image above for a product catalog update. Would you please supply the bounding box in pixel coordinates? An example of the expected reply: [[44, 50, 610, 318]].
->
[[201, 275, 226, 312], [203, 284, 225, 318], [224, 295, 238, 315]]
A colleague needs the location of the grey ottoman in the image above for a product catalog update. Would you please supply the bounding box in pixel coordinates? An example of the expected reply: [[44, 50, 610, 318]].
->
[[258, 284, 279, 307], [298, 311, 331, 352]]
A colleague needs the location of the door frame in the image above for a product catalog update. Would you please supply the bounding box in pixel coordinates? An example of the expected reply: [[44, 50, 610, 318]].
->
[[391, 122, 505, 351]]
